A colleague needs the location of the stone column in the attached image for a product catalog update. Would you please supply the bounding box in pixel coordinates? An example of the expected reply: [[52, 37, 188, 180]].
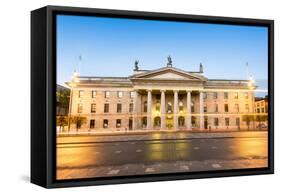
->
[[160, 90, 166, 129], [186, 91, 191, 130], [147, 90, 152, 130], [199, 91, 204, 130], [133, 90, 139, 130], [173, 90, 179, 130]]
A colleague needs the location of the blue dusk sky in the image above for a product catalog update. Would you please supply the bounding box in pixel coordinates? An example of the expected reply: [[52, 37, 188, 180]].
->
[[56, 14, 268, 95]]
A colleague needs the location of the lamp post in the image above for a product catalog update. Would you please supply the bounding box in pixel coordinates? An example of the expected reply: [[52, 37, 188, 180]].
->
[[67, 71, 79, 133]]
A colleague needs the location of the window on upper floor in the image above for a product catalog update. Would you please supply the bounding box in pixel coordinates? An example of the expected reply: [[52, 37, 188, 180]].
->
[[213, 92, 218, 99], [104, 91, 110, 98], [203, 92, 207, 99], [117, 91, 123, 98], [104, 103, 109, 113], [224, 104, 229, 112], [77, 103, 83, 113], [92, 91, 97, 98], [234, 92, 239, 99], [79, 90, 84, 98], [235, 104, 239, 112], [129, 103, 133, 113], [143, 101, 147, 112], [130, 91, 134, 98], [224, 92, 228, 99], [245, 104, 249, 112], [117, 103, 122, 113], [91, 103, 96, 113], [204, 104, 207, 112], [215, 104, 218, 112]]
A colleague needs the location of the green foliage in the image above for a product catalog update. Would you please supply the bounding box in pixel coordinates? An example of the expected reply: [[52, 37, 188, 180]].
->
[[70, 116, 87, 131], [56, 116, 68, 132], [56, 89, 70, 115]]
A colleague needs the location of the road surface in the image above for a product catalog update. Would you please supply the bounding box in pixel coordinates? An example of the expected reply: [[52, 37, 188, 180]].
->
[[56, 132, 268, 179]]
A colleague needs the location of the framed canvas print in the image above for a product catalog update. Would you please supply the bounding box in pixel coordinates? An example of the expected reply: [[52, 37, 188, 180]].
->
[[31, 5, 274, 188]]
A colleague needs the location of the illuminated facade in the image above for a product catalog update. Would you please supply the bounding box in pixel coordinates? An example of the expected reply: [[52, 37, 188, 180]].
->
[[66, 62, 256, 132]]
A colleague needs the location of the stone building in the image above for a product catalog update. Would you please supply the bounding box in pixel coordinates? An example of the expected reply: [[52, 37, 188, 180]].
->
[[66, 60, 256, 132]]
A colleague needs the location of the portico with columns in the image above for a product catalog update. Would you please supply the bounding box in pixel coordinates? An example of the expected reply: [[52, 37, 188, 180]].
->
[[132, 88, 205, 130]]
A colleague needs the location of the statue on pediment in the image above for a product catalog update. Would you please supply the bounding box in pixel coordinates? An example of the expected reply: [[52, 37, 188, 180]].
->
[[167, 55, 172, 67], [134, 60, 139, 71]]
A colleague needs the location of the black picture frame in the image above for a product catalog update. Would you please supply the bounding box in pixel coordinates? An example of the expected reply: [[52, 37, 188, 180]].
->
[[31, 5, 274, 188]]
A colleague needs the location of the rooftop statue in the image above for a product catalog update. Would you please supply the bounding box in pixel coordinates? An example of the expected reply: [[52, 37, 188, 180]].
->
[[134, 60, 139, 71], [167, 55, 172, 67]]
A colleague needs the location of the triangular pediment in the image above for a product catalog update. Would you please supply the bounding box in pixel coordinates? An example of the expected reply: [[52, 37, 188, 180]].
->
[[132, 67, 206, 81]]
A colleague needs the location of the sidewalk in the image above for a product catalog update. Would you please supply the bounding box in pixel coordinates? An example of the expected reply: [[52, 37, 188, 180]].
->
[[57, 131, 268, 144]]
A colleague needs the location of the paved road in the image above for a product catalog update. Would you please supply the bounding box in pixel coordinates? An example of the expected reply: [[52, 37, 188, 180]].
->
[[57, 133, 268, 170]]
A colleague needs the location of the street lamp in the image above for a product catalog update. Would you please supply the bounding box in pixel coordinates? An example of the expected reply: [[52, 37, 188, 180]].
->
[[67, 71, 80, 133]]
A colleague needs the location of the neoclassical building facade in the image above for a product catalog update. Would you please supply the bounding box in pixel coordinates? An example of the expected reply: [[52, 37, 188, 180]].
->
[[66, 62, 256, 132]]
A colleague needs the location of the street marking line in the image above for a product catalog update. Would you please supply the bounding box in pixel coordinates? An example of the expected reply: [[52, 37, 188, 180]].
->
[[136, 149, 142, 153], [181, 165, 190, 170], [115, 150, 122, 154], [212, 146, 217, 149], [107, 170, 120, 175], [145, 168, 155, 173], [130, 142, 136, 144], [193, 147, 200, 150], [212, 164, 222, 168]]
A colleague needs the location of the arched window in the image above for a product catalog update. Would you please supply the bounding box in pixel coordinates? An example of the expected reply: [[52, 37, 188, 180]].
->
[[191, 101, 195, 112], [178, 116, 185, 127], [167, 101, 172, 113], [154, 116, 161, 127], [179, 101, 184, 112]]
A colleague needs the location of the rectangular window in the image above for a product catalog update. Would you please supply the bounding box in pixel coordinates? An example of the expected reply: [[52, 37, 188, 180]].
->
[[225, 118, 230, 126], [103, 119, 108, 128], [92, 91, 97, 98], [116, 119, 121, 128], [91, 103, 96, 113], [236, 118, 240, 126], [245, 104, 249, 112], [129, 103, 133, 113], [144, 102, 147, 112], [117, 103, 122, 113], [90, 119, 95, 129], [104, 103, 109, 113], [224, 104, 229, 112], [234, 92, 239, 99], [130, 91, 135, 98], [77, 103, 83, 113], [213, 92, 218, 99], [235, 104, 239, 112], [224, 92, 228, 99], [104, 91, 110, 98], [204, 104, 207, 112], [244, 92, 249, 99], [214, 118, 219, 126], [79, 90, 84, 98], [261, 107, 265, 113], [203, 92, 207, 99], [156, 94, 161, 100], [117, 91, 123, 98], [215, 104, 218, 112]]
